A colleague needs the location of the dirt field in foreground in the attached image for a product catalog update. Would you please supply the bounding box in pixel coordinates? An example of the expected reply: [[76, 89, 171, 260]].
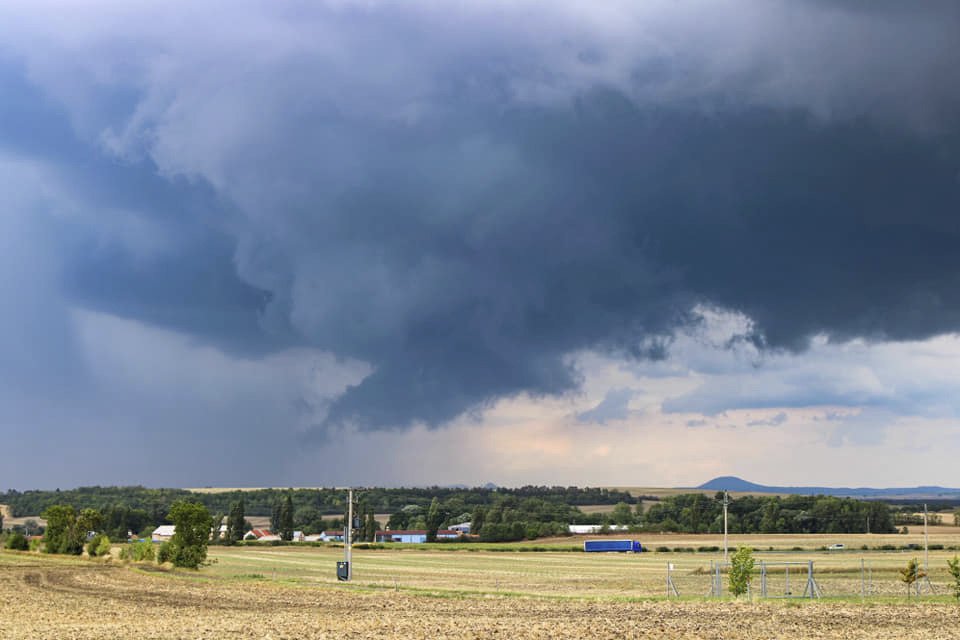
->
[[3, 555, 960, 639]]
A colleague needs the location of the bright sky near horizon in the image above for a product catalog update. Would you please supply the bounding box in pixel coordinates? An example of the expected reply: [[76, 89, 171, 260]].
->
[[2, 1, 960, 489]]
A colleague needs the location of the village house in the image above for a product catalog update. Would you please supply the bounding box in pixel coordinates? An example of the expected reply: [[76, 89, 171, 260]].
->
[[375, 530, 460, 543], [151, 525, 176, 542]]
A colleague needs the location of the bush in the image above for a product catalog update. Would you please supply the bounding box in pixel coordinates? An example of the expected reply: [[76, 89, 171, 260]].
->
[[655, 546, 671, 553], [729, 546, 755, 597], [86, 534, 111, 557], [947, 556, 960, 601], [5, 532, 29, 551], [119, 541, 155, 562], [157, 541, 173, 564]]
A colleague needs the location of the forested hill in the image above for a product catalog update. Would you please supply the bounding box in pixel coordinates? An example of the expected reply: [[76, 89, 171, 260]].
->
[[0, 485, 637, 519], [699, 476, 960, 499]]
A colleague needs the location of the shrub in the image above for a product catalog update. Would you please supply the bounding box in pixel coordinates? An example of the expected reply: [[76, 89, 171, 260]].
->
[[86, 534, 111, 557], [157, 541, 173, 564], [900, 557, 926, 598], [5, 532, 29, 551], [948, 556, 960, 601], [119, 541, 155, 562], [729, 546, 755, 597], [656, 546, 671, 553]]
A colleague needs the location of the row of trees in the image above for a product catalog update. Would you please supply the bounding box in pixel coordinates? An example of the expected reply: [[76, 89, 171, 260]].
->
[[642, 494, 896, 534], [0, 485, 638, 520], [381, 495, 585, 542], [36, 502, 214, 569]]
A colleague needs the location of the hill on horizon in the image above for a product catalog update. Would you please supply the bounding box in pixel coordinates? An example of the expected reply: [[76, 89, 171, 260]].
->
[[698, 476, 960, 499]]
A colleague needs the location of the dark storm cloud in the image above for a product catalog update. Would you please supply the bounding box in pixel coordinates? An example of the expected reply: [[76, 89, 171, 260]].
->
[[1, 1, 960, 436]]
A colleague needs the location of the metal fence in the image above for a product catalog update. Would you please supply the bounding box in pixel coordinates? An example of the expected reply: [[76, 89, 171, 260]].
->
[[666, 556, 951, 599]]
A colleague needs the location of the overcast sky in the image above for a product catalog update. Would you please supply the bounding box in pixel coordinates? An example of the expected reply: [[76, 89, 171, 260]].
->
[[2, 1, 960, 489]]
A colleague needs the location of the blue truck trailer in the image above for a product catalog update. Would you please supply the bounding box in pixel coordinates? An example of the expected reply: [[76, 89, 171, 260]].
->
[[583, 539, 643, 552]]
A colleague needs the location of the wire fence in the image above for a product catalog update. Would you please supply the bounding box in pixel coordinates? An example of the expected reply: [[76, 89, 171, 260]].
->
[[665, 556, 956, 599]]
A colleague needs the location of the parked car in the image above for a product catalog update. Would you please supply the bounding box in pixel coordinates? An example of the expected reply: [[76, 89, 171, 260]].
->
[[827, 543, 845, 550]]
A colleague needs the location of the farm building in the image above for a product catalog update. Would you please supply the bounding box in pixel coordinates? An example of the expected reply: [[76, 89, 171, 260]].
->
[[375, 530, 460, 543], [152, 525, 176, 542], [318, 530, 344, 542], [241, 529, 304, 542], [447, 522, 471, 534], [567, 524, 629, 535], [257, 534, 282, 542], [243, 528, 273, 540]]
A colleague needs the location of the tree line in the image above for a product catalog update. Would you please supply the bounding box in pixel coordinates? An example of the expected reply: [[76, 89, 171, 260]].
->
[[0, 485, 637, 520], [641, 493, 896, 534]]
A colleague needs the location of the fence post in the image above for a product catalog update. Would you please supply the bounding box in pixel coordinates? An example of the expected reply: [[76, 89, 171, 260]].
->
[[761, 561, 767, 598]]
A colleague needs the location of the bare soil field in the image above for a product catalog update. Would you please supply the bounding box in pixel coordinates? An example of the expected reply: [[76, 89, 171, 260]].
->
[[9, 540, 960, 639], [3, 551, 960, 640]]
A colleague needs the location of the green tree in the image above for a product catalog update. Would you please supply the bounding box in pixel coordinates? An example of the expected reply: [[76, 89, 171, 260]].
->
[[729, 546, 755, 597], [5, 531, 28, 551], [279, 494, 295, 541], [364, 512, 378, 542], [41, 505, 88, 555], [899, 557, 926, 598], [387, 510, 410, 530], [270, 502, 281, 534], [425, 498, 443, 542], [167, 501, 213, 569], [226, 498, 245, 544], [947, 556, 960, 601], [209, 512, 225, 544], [470, 506, 486, 537], [611, 502, 634, 526]]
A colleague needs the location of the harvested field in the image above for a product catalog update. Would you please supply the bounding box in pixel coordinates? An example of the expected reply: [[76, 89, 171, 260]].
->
[[4, 547, 960, 639]]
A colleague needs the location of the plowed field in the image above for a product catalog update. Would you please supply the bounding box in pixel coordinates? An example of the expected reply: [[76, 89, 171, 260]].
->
[[3, 552, 960, 639]]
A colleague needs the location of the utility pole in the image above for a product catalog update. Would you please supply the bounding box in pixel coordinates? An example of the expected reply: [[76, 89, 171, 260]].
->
[[923, 503, 929, 574], [345, 488, 353, 581], [723, 491, 729, 562]]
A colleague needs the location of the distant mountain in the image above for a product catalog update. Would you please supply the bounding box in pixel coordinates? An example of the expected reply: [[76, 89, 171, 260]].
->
[[697, 476, 960, 499]]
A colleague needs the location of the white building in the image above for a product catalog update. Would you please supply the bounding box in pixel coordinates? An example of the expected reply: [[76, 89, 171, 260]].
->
[[152, 525, 176, 542], [448, 522, 471, 534], [567, 524, 629, 535]]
